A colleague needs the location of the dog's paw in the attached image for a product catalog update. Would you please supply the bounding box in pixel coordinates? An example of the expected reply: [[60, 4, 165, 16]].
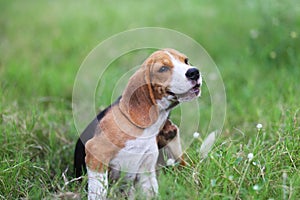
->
[[160, 126, 177, 140], [157, 120, 178, 149]]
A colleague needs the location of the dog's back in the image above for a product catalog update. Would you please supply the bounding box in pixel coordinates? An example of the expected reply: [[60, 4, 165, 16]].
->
[[74, 118, 97, 178], [74, 103, 113, 178]]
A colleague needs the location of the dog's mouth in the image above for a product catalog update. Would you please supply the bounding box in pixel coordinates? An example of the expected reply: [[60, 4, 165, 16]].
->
[[189, 83, 201, 95], [167, 83, 201, 102]]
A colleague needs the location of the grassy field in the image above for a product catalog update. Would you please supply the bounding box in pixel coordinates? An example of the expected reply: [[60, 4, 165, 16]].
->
[[1, 0, 300, 199]]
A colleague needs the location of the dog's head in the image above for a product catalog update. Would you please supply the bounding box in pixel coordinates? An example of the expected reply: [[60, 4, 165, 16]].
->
[[120, 48, 202, 128]]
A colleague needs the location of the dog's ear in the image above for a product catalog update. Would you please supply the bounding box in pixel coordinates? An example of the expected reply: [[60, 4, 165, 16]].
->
[[119, 61, 158, 128]]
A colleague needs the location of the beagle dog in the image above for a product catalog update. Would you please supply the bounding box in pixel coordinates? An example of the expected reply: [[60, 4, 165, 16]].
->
[[74, 48, 202, 199]]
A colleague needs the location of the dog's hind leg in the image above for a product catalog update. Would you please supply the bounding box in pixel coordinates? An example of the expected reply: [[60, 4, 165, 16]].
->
[[85, 133, 119, 200]]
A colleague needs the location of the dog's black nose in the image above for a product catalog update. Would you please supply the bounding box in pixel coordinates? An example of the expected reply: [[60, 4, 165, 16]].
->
[[185, 68, 200, 81]]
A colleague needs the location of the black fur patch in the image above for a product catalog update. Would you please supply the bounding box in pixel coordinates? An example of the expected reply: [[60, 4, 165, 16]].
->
[[74, 96, 121, 178]]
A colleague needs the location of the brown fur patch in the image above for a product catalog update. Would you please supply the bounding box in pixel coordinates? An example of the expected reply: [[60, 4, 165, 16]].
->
[[119, 65, 159, 128], [163, 48, 188, 65], [144, 50, 175, 100], [85, 105, 143, 172]]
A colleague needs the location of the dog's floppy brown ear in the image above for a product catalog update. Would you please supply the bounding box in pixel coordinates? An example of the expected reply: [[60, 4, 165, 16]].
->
[[119, 63, 158, 128]]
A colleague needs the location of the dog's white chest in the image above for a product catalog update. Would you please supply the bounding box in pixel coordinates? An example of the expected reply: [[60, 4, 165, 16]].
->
[[110, 136, 158, 174], [110, 111, 169, 174]]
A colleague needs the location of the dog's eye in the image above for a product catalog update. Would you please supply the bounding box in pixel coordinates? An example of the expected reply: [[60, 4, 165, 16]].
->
[[158, 66, 170, 73], [184, 58, 189, 65]]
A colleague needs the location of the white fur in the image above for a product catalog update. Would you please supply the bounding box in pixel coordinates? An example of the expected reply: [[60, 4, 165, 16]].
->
[[165, 51, 202, 95], [109, 109, 169, 198], [165, 52, 193, 94], [110, 110, 169, 172], [87, 167, 108, 200], [156, 95, 175, 110]]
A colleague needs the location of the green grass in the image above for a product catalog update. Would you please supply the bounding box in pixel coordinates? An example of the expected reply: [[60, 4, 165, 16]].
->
[[1, 0, 300, 199]]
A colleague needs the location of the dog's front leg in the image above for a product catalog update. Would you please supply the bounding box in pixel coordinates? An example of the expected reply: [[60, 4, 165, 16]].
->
[[87, 167, 108, 200], [135, 171, 158, 199], [157, 119, 186, 166], [134, 152, 159, 199]]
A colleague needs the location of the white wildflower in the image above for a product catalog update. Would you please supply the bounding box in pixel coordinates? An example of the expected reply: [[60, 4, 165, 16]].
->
[[210, 179, 216, 187], [166, 158, 175, 166], [247, 153, 254, 161], [193, 132, 200, 138], [256, 123, 263, 129], [253, 184, 260, 191], [228, 175, 234, 181]]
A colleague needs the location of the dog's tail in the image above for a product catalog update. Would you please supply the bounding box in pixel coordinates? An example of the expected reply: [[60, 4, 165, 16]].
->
[[74, 118, 98, 178], [74, 138, 87, 178]]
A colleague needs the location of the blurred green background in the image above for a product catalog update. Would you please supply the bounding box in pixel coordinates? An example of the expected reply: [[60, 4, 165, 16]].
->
[[1, 0, 299, 199]]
